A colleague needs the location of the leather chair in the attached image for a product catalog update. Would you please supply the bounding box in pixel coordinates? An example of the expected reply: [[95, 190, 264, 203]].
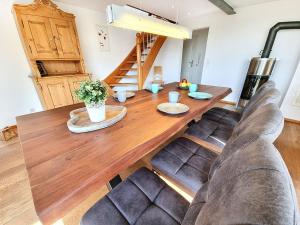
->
[[81, 138, 298, 225], [81, 167, 189, 225], [151, 103, 284, 195], [199, 80, 275, 127], [182, 138, 299, 225], [185, 82, 281, 148]]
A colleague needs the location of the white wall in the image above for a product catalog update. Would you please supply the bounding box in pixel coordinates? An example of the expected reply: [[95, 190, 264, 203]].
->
[[0, 1, 182, 127], [55, 1, 136, 80], [281, 60, 300, 121], [144, 38, 183, 88], [181, 0, 300, 103], [0, 0, 43, 128]]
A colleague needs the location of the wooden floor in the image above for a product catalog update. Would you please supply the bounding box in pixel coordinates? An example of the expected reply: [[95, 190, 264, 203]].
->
[[0, 121, 299, 225], [274, 121, 300, 204]]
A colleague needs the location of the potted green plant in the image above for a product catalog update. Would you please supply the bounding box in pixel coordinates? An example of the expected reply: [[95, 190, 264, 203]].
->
[[75, 80, 109, 122]]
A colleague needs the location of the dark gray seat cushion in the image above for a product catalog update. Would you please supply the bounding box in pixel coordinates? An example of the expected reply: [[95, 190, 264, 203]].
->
[[151, 137, 218, 195], [196, 80, 276, 128], [185, 117, 234, 148], [193, 139, 299, 225], [81, 167, 189, 225], [201, 107, 241, 127], [185, 86, 281, 148]]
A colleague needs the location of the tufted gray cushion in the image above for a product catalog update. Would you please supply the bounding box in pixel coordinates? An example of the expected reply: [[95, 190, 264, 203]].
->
[[81, 167, 189, 225], [194, 139, 299, 225], [185, 115, 234, 148], [151, 137, 218, 195], [202, 107, 241, 127], [199, 80, 276, 128], [185, 85, 281, 148]]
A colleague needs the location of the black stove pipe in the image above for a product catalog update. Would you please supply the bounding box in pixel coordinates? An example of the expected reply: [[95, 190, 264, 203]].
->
[[261, 21, 300, 58], [238, 21, 300, 108]]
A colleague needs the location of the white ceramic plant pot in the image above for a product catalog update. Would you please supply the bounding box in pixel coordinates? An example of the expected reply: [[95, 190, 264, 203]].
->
[[85, 102, 106, 122]]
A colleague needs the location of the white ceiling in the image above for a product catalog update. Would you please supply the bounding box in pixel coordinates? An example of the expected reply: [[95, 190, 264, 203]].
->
[[55, 0, 279, 21]]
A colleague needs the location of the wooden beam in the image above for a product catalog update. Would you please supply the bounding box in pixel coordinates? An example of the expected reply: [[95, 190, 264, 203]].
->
[[208, 0, 236, 15]]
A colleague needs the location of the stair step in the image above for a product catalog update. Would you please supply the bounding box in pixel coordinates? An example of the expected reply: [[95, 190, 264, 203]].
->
[[127, 60, 144, 63], [114, 75, 138, 79], [132, 53, 147, 56], [120, 68, 137, 71], [109, 83, 138, 87]]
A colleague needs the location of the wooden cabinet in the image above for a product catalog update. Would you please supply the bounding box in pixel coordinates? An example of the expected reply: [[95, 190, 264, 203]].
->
[[21, 15, 58, 59], [50, 19, 80, 59], [13, 0, 89, 109], [39, 77, 74, 109], [38, 75, 90, 108], [68, 76, 90, 103]]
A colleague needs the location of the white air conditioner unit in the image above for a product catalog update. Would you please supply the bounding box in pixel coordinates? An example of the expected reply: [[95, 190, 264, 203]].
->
[[106, 4, 192, 39]]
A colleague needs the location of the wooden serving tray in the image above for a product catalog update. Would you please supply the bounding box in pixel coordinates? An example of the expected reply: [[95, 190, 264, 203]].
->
[[67, 105, 127, 133]]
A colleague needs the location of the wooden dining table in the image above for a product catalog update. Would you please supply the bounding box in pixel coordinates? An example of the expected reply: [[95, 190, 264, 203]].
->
[[17, 82, 231, 225]]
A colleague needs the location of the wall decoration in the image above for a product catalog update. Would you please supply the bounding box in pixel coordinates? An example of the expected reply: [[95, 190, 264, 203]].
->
[[97, 25, 110, 51]]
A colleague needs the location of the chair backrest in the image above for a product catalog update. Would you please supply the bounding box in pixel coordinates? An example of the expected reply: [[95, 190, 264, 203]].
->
[[241, 87, 281, 121], [233, 102, 284, 144], [183, 139, 299, 225], [247, 80, 275, 105], [209, 103, 284, 178], [241, 80, 275, 113]]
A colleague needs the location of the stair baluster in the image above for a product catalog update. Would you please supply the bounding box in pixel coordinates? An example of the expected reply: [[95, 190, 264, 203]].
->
[[105, 32, 166, 91], [136, 33, 143, 90]]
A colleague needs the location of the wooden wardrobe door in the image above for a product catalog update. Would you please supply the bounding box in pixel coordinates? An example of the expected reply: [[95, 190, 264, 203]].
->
[[39, 77, 74, 109], [21, 15, 58, 59], [68, 76, 90, 103], [50, 19, 80, 59]]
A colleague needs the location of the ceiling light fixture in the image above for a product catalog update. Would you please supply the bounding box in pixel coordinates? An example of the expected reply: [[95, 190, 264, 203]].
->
[[106, 4, 192, 39]]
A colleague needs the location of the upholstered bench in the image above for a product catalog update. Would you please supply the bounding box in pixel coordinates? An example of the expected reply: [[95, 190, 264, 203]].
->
[[185, 84, 281, 148], [152, 103, 284, 195], [181, 138, 299, 225]]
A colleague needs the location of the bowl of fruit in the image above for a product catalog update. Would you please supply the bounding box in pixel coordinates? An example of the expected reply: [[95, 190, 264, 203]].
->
[[177, 79, 191, 90]]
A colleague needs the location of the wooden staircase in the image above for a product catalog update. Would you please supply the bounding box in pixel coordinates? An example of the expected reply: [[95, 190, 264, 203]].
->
[[104, 33, 167, 91]]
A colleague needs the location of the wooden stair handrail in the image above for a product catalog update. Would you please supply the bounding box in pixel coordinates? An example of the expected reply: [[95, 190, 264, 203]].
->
[[105, 32, 166, 90]]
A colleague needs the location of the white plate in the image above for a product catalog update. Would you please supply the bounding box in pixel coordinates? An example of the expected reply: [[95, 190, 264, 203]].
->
[[157, 103, 189, 115], [113, 91, 135, 99], [188, 92, 213, 100]]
